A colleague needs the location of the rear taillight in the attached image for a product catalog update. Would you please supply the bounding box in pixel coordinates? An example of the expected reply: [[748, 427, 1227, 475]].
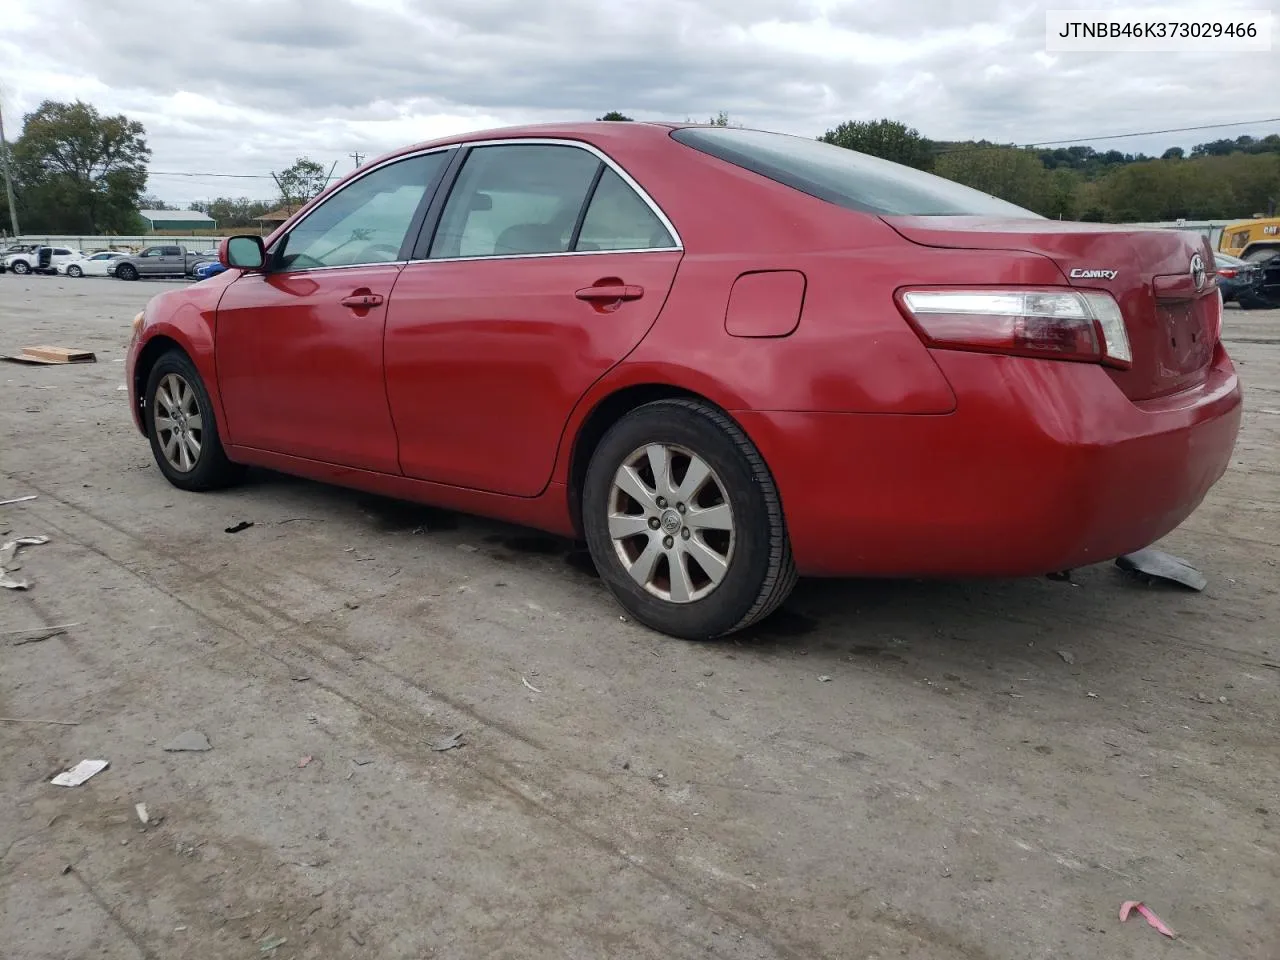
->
[[1208, 288, 1223, 344], [1216, 268, 1238, 278], [896, 288, 1132, 367]]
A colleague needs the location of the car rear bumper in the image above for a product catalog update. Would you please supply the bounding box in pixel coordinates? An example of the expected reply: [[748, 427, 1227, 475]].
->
[[737, 345, 1242, 578]]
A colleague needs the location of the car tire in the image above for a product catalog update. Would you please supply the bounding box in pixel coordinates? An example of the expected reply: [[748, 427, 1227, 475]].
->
[[117, 263, 138, 281], [66, 265, 82, 278], [1238, 292, 1280, 311], [582, 398, 796, 640], [11, 260, 30, 275], [143, 349, 245, 492]]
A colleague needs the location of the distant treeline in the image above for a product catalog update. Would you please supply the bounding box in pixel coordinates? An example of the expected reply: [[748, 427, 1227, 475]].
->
[[602, 112, 1280, 222]]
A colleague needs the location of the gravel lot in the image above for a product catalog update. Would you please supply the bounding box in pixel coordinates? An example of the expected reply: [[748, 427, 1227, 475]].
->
[[2, 275, 1278, 960]]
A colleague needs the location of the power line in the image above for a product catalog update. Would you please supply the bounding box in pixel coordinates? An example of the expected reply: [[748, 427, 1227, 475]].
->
[[139, 117, 1280, 182], [1025, 117, 1280, 148], [146, 170, 274, 179]]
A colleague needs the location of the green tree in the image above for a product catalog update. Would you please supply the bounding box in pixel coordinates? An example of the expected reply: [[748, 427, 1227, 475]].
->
[[934, 145, 1052, 212], [10, 99, 149, 233], [820, 118, 934, 171], [1161, 146, 1185, 161], [189, 196, 274, 229], [597, 111, 633, 121], [272, 157, 328, 209]]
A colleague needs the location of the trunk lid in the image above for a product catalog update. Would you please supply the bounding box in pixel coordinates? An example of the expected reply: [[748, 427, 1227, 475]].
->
[[882, 216, 1220, 401]]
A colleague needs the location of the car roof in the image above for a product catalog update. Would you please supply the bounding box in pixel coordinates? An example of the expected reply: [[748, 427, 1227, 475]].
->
[[360, 120, 691, 170]]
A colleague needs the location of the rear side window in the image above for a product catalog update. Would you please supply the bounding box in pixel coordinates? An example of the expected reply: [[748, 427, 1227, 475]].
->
[[162, 246, 182, 256], [576, 168, 675, 251], [671, 127, 1041, 218]]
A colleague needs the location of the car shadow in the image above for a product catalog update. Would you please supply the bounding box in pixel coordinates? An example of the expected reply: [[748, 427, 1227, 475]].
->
[[235, 468, 1201, 686]]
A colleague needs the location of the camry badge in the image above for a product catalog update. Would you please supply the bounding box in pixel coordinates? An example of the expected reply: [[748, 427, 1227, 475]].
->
[[1069, 268, 1118, 280]]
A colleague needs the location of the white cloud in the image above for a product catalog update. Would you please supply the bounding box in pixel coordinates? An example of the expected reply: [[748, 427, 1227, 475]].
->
[[0, 0, 1275, 205]]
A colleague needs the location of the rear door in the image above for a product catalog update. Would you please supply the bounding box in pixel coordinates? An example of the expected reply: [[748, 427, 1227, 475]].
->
[[160, 246, 185, 275], [385, 141, 683, 496]]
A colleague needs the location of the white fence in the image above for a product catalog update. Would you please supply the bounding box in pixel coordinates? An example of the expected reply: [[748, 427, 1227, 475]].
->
[[10, 235, 227, 254]]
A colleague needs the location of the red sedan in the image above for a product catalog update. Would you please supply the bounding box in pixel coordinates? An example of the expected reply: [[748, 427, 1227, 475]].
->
[[125, 122, 1242, 639]]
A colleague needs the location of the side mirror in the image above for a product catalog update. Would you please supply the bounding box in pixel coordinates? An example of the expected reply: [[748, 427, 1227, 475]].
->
[[220, 235, 266, 270]]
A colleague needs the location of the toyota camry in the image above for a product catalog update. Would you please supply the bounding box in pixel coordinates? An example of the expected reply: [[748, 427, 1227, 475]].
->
[[125, 122, 1242, 640]]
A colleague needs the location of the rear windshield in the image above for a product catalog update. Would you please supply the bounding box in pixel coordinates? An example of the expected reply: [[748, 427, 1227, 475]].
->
[[671, 127, 1041, 218]]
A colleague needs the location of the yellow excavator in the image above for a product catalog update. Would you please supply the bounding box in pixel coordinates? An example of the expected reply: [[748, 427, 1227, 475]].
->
[[1218, 216, 1280, 263]]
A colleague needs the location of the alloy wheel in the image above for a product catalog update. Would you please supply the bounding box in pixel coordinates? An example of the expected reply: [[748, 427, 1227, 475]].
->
[[608, 443, 735, 603], [153, 373, 203, 472]]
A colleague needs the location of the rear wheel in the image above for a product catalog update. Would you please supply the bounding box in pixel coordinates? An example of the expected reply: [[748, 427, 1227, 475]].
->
[[582, 399, 795, 640], [143, 350, 244, 491], [117, 263, 138, 281]]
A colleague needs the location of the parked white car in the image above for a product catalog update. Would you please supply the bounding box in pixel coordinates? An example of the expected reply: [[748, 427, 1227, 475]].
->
[[58, 251, 128, 278], [3, 245, 80, 275]]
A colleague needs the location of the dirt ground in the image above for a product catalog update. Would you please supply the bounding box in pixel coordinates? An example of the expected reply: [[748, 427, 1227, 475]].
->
[[1, 274, 1277, 960]]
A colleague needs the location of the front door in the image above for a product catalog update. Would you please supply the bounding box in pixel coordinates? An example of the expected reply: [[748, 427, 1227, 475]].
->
[[386, 142, 683, 496], [215, 149, 451, 472]]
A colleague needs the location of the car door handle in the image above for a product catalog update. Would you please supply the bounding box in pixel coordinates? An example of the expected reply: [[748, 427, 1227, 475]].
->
[[575, 284, 643, 302], [340, 293, 384, 309]]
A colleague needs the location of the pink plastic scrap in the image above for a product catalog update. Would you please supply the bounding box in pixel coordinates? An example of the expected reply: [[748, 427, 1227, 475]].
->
[[1119, 900, 1176, 938]]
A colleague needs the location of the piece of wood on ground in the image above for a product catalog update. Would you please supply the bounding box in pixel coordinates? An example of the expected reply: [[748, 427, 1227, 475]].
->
[[1, 346, 98, 365]]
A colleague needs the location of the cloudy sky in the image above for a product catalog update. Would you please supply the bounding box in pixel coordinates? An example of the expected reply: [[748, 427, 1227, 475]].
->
[[1, 0, 1276, 206]]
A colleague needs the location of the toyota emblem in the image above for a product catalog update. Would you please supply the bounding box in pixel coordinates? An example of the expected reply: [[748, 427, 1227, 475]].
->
[[1190, 253, 1205, 291]]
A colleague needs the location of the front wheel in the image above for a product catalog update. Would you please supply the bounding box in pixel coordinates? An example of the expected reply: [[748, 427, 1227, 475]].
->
[[143, 350, 245, 491], [582, 399, 796, 640], [66, 265, 82, 278], [116, 263, 138, 281]]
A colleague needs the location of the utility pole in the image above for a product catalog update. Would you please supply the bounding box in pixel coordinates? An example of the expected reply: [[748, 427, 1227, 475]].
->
[[350, 151, 364, 169], [0, 90, 20, 238], [321, 159, 339, 190]]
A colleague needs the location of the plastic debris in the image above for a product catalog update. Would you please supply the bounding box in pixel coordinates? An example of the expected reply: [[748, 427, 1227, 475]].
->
[[1119, 900, 1175, 938], [224, 521, 254, 534], [521, 676, 542, 693], [431, 732, 465, 752], [298, 755, 313, 768], [10, 622, 78, 646], [1116, 549, 1207, 591], [163, 730, 212, 752], [0, 495, 37, 506], [51, 759, 109, 787], [818, 675, 833, 682], [259, 935, 288, 952], [135, 803, 150, 825], [1056, 650, 1076, 665], [1, 535, 50, 590]]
